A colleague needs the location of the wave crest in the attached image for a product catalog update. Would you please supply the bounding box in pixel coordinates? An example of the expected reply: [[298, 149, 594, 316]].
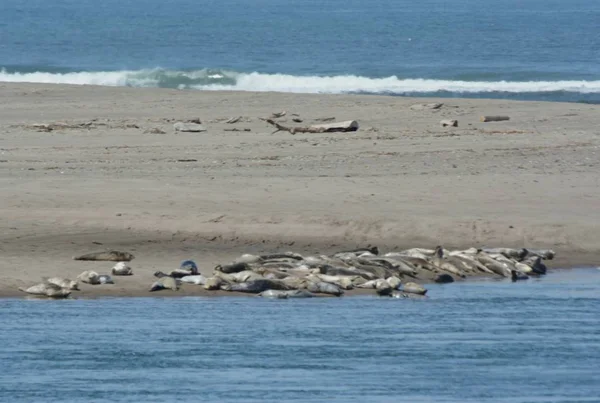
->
[[1, 68, 599, 95]]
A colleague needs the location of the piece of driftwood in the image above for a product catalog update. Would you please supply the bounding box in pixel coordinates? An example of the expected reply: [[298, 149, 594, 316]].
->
[[263, 119, 359, 135], [440, 119, 458, 127], [226, 116, 242, 124], [174, 122, 207, 132], [224, 128, 251, 132], [410, 103, 443, 111], [314, 117, 336, 122], [292, 118, 303, 123], [144, 128, 166, 134], [481, 115, 510, 122]]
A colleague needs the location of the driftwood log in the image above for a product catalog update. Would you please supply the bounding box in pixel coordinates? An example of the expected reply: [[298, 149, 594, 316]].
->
[[262, 119, 359, 135], [481, 115, 510, 122]]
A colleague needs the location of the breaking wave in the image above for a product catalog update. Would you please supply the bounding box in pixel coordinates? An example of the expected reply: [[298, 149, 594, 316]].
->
[[1, 68, 600, 99]]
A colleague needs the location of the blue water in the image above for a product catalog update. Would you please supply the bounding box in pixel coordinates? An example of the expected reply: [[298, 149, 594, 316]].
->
[[1, 0, 599, 102], [1, 268, 599, 403]]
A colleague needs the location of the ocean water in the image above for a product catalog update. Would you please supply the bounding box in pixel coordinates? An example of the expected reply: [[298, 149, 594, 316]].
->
[[0, 268, 599, 403], [1, 0, 599, 102]]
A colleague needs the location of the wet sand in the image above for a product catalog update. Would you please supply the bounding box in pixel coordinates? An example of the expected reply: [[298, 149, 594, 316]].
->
[[1, 82, 598, 297]]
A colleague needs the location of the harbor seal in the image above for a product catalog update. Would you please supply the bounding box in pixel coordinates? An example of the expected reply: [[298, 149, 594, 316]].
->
[[221, 279, 290, 293], [258, 289, 315, 299], [511, 270, 529, 282], [257, 289, 289, 299], [180, 275, 208, 285], [77, 270, 101, 285], [19, 282, 71, 298], [233, 254, 263, 264], [154, 260, 199, 278], [74, 250, 134, 262], [333, 246, 379, 257], [522, 256, 547, 275], [525, 249, 555, 260], [260, 252, 305, 261], [43, 277, 79, 290], [375, 280, 394, 296], [306, 281, 344, 296], [203, 277, 224, 290], [481, 248, 528, 261], [149, 276, 179, 292], [402, 282, 427, 295], [98, 274, 114, 284], [167, 260, 199, 278], [215, 262, 250, 274], [475, 252, 511, 277], [111, 262, 133, 276], [434, 273, 454, 283]]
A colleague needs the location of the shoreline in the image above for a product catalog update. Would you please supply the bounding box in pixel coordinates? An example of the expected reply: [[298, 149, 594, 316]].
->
[[1, 82, 599, 298]]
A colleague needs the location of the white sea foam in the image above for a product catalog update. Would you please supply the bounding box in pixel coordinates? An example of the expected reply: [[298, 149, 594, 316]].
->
[[1, 68, 599, 95]]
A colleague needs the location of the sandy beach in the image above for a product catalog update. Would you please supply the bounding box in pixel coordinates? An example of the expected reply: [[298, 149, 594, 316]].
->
[[1, 82, 598, 297]]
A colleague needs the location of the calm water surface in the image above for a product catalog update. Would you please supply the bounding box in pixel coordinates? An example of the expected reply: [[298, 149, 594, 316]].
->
[[1, 268, 599, 403]]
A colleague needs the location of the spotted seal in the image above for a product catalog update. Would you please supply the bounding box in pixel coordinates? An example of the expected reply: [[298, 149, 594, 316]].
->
[[43, 277, 79, 290], [258, 289, 315, 299], [434, 273, 454, 283], [149, 276, 179, 292], [306, 281, 344, 296], [511, 270, 529, 282], [402, 282, 427, 295], [111, 262, 133, 276], [215, 262, 250, 274], [19, 282, 71, 298], [73, 250, 134, 262], [98, 274, 114, 284], [77, 270, 101, 285], [221, 279, 290, 293], [180, 275, 208, 285]]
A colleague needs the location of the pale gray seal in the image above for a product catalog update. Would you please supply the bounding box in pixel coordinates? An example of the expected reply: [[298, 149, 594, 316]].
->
[[402, 282, 427, 295], [386, 276, 402, 289], [180, 275, 208, 285], [367, 257, 417, 277], [43, 277, 79, 290], [258, 290, 315, 299], [77, 270, 101, 285], [74, 250, 134, 262], [475, 252, 511, 277], [111, 262, 133, 276], [98, 274, 114, 284], [306, 281, 344, 296], [203, 277, 224, 290], [481, 248, 528, 261], [260, 252, 304, 261], [333, 246, 379, 257], [149, 276, 179, 292], [525, 249, 555, 260], [19, 282, 71, 298]]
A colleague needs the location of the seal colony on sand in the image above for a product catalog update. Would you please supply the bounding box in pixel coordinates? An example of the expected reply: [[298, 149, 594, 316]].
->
[[17, 245, 555, 299], [149, 245, 554, 298]]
